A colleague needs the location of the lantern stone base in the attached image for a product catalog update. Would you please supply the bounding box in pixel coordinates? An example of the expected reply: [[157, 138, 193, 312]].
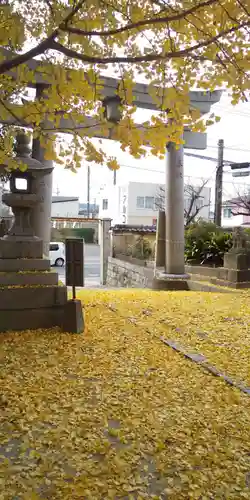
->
[[0, 306, 66, 332], [0, 258, 51, 272], [0, 271, 58, 286], [0, 285, 68, 332], [0, 237, 43, 259], [0, 233, 69, 332]]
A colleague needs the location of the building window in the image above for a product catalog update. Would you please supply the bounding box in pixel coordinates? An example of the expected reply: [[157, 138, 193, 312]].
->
[[223, 207, 232, 218], [136, 196, 145, 209], [102, 199, 108, 210], [154, 197, 163, 210], [184, 198, 190, 211], [194, 198, 204, 210], [145, 196, 154, 209]]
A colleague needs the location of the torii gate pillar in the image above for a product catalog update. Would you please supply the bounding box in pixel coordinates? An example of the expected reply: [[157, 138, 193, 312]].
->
[[165, 141, 186, 276], [31, 137, 53, 259], [30, 86, 54, 259], [153, 140, 190, 290]]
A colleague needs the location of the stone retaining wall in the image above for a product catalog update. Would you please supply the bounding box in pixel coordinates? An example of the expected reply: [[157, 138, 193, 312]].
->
[[107, 257, 154, 288], [185, 263, 250, 288], [107, 257, 250, 290]]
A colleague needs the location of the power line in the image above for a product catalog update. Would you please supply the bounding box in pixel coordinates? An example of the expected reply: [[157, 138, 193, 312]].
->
[[208, 144, 250, 153], [212, 105, 250, 117], [117, 163, 244, 185]]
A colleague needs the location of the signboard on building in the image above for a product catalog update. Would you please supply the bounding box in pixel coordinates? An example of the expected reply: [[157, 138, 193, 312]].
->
[[119, 187, 127, 224]]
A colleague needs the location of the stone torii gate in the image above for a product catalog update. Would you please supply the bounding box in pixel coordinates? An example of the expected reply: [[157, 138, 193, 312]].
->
[[0, 49, 222, 282]]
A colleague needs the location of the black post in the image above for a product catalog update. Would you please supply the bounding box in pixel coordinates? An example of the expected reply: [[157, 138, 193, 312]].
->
[[214, 139, 224, 226], [113, 170, 117, 185], [63, 239, 85, 334], [87, 165, 90, 217]]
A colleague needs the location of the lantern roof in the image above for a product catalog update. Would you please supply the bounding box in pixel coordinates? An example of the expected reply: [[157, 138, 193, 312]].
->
[[13, 133, 49, 172]]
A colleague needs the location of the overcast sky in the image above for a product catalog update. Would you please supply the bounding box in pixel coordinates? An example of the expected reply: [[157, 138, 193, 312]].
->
[[52, 93, 250, 204]]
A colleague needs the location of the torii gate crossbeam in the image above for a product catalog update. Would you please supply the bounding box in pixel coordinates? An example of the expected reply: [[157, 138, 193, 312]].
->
[[0, 49, 222, 278]]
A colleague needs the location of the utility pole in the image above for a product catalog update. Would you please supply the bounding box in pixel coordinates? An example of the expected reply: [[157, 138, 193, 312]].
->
[[214, 139, 224, 226], [87, 165, 90, 218]]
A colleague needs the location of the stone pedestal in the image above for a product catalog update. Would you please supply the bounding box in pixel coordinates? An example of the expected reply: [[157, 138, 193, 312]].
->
[[222, 250, 250, 288], [217, 229, 250, 288]]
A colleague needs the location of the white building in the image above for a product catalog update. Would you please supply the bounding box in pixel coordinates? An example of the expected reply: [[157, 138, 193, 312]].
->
[[51, 196, 79, 218], [98, 181, 211, 226]]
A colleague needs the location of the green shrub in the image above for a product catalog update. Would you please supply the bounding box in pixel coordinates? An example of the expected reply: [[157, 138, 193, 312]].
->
[[51, 227, 95, 244], [185, 221, 232, 266], [244, 228, 250, 239], [72, 228, 95, 243], [131, 236, 152, 260]]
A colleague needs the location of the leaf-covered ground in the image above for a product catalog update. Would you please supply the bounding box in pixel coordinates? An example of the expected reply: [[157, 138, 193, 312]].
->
[[1, 289, 250, 499]]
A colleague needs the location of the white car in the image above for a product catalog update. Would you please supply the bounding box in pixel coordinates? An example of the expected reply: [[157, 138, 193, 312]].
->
[[49, 242, 65, 267]]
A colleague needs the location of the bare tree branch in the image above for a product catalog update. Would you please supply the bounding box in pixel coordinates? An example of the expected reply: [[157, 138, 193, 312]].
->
[[184, 179, 210, 227], [155, 179, 210, 228], [224, 185, 250, 218], [228, 199, 250, 217]]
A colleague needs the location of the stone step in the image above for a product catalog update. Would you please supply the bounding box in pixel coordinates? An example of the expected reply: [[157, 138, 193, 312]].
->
[[0, 306, 65, 332], [0, 285, 67, 310], [0, 258, 51, 272], [0, 271, 58, 286]]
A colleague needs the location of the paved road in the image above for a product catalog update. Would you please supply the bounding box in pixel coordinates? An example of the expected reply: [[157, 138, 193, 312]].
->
[[55, 244, 101, 288]]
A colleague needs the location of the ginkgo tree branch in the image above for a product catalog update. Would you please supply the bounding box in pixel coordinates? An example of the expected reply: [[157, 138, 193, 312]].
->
[[0, 5, 248, 74], [62, 0, 219, 38], [51, 21, 250, 64], [0, 0, 86, 75], [43, 0, 54, 16], [0, 98, 30, 128]]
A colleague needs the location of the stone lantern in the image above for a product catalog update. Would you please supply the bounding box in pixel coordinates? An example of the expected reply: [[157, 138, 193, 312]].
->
[[0, 133, 53, 257], [103, 95, 123, 124], [103, 95, 122, 186], [0, 133, 67, 332]]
